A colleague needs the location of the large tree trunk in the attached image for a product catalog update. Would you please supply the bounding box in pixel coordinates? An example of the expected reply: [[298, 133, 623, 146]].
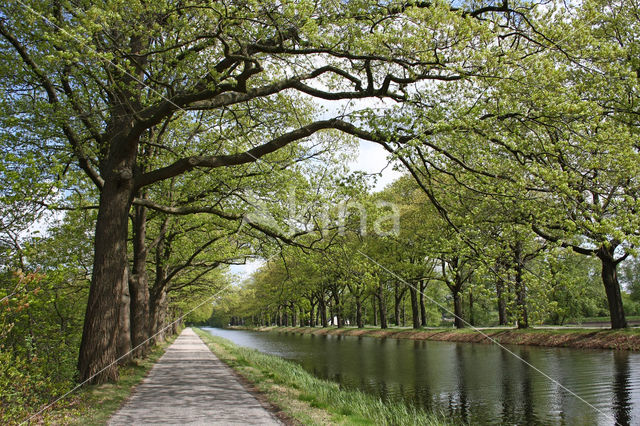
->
[[129, 203, 150, 358], [320, 298, 328, 327], [394, 284, 401, 326], [150, 287, 168, 343], [129, 273, 149, 356], [514, 241, 529, 329], [598, 245, 627, 329], [453, 290, 464, 329], [515, 275, 528, 329], [116, 269, 131, 363], [171, 309, 182, 334], [409, 286, 420, 329], [78, 173, 134, 383], [468, 290, 475, 327], [309, 301, 316, 327], [291, 303, 297, 327], [372, 296, 377, 327], [378, 282, 388, 329], [496, 278, 508, 326], [419, 280, 427, 327], [149, 217, 170, 345], [355, 294, 363, 328], [494, 259, 509, 326]]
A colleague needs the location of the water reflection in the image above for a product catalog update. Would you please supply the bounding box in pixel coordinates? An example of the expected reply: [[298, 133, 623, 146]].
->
[[453, 344, 469, 423], [614, 351, 631, 426], [203, 327, 640, 425]]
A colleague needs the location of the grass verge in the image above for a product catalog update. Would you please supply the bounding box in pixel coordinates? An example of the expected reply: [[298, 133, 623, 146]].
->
[[244, 326, 640, 351], [193, 327, 446, 426], [27, 334, 177, 425]]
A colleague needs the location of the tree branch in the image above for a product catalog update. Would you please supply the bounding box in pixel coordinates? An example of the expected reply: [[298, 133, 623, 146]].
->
[[132, 198, 307, 247], [531, 224, 596, 256], [135, 119, 342, 188], [164, 233, 229, 284]]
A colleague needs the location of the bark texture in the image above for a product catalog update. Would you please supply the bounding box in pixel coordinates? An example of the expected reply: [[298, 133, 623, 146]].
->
[[78, 173, 134, 383], [598, 245, 627, 329]]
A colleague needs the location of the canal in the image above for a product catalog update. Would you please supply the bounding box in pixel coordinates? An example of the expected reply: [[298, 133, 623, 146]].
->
[[202, 327, 640, 424]]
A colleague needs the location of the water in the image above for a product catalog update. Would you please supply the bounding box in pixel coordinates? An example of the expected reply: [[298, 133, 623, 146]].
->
[[202, 327, 640, 425]]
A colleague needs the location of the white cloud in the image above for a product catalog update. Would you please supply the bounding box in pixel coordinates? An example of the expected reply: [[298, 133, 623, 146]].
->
[[351, 140, 402, 191]]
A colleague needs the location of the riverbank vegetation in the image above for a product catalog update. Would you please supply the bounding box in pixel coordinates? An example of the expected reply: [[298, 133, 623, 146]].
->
[[194, 328, 445, 425], [2, 333, 175, 424], [1, 0, 639, 421], [244, 326, 640, 351]]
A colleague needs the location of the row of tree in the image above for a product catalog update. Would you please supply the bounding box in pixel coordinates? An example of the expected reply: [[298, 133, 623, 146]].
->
[[211, 175, 640, 330]]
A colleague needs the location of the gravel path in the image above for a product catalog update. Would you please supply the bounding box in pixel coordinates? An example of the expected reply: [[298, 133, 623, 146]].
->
[[108, 328, 281, 425]]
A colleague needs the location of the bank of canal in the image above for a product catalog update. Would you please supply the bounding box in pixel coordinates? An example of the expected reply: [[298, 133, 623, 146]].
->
[[203, 327, 640, 425], [250, 325, 640, 351]]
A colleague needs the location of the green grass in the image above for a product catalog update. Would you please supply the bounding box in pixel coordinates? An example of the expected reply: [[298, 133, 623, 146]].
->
[[442, 326, 640, 334], [194, 327, 447, 426], [30, 335, 177, 425], [571, 315, 640, 323], [450, 326, 640, 336]]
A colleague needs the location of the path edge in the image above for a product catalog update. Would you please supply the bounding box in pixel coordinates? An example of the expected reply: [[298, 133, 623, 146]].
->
[[193, 327, 299, 426]]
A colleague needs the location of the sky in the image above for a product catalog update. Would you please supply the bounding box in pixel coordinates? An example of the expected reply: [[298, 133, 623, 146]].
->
[[228, 140, 402, 282], [355, 140, 403, 191]]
